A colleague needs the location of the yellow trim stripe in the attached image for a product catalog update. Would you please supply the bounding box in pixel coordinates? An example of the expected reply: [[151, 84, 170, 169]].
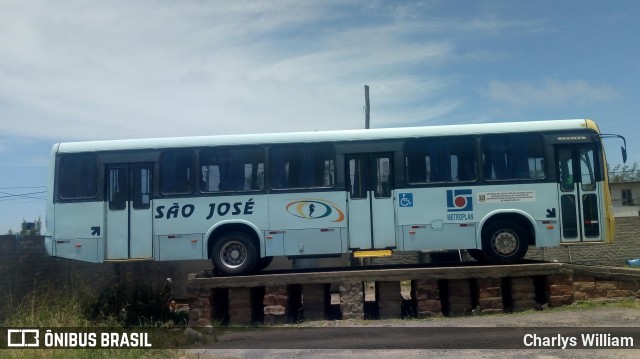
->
[[353, 250, 392, 258]]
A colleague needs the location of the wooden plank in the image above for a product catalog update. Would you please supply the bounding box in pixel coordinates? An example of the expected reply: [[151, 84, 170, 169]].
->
[[187, 263, 566, 289]]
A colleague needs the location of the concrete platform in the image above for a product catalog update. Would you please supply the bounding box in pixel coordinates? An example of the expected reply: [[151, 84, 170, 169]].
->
[[186, 262, 640, 327]]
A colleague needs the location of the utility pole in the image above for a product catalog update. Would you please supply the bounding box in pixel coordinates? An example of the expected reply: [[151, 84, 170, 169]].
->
[[364, 85, 370, 129]]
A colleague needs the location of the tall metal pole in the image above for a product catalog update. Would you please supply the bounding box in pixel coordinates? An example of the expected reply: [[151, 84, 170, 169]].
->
[[364, 85, 370, 129]]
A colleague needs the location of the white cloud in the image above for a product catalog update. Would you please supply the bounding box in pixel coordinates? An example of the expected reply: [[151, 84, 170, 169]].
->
[[485, 79, 618, 107], [0, 1, 582, 142], [6, 0, 624, 139], [0, 1, 464, 140], [2, 0, 638, 235]]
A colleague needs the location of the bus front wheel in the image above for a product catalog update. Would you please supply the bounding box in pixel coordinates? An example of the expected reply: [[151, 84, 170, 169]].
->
[[211, 231, 258, 276], [481, 220, 528, 264]]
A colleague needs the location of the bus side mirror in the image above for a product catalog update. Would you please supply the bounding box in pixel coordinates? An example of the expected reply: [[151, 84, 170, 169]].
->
[[600, 134, 627, 164]]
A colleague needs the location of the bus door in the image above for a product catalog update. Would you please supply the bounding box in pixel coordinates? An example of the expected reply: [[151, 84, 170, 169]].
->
[[106, 163, 153, 259], [346, 153, 396, 250], [556, 144, 603, 243]]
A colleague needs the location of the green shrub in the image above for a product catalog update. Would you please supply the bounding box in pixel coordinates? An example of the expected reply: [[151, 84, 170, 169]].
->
[[3, 281, 199, 359]]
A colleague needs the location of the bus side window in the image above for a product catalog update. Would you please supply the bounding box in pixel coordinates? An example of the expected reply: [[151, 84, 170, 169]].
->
[[58, 154, 98, 199], [405, 140, 438, 183], [270, 144, 335, 189], [451, 138, 477, 182], [405, 137, 476, 184], [557, 148, 574, 191], [200, 147, 265, 192], [160, 149, 195, 195], [482, 135, 545, 180], [580, 147, 596, 191]]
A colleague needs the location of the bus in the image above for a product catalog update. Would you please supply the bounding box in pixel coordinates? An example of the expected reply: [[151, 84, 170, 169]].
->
[[45, 119, 626, 275]]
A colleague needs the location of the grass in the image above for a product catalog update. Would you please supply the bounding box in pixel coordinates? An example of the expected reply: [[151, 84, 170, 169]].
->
[[4, 280, 638, 357], [1, 283, 208, 359], [551, 297, 640, 311]]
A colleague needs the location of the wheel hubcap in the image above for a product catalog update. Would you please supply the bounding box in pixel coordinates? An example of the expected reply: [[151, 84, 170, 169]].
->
[[492, 230, 518, 256], [220, 240, 247, 268]]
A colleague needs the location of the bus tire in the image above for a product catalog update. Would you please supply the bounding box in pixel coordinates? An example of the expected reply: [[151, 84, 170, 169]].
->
[[481, 220, 529, 264], [211, 231, 258, 276]]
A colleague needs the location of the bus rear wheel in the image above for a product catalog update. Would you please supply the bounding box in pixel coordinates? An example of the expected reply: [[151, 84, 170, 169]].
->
[[211, 231, 258, 276], [481, 220, 528, 264]]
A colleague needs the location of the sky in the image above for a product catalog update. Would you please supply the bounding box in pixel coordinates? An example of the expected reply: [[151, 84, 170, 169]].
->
[[1, 0, 638, 234]]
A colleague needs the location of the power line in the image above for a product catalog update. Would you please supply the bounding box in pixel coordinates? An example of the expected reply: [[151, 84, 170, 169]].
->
[[0, 190, 47, 201], [0, 186, 46, 190], [0, 199, 46, 205], [0, 190, 47, 196]]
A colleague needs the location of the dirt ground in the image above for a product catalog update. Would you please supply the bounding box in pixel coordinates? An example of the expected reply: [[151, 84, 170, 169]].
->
[[185, 302, 640, 358]]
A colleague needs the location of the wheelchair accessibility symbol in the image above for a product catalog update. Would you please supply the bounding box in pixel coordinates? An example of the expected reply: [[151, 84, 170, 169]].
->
[[399, 193, 413, 207]]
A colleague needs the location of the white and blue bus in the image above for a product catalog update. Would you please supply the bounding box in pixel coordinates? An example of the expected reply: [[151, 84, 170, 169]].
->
[[45, 119, 625, 275]]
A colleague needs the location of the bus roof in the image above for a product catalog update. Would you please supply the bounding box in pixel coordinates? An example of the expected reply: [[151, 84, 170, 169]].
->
[[55, 118, 597, 154]]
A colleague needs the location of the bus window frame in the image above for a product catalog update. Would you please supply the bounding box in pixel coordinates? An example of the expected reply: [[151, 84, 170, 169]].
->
[[545, 130, 604, 185], [159, 148, 197, 196], [403, 136, 479, 186], [480, 133, 548, 182], [269, 143, 337, 191], [198, 145, 266, 194], [56, 153, 100, 201]]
